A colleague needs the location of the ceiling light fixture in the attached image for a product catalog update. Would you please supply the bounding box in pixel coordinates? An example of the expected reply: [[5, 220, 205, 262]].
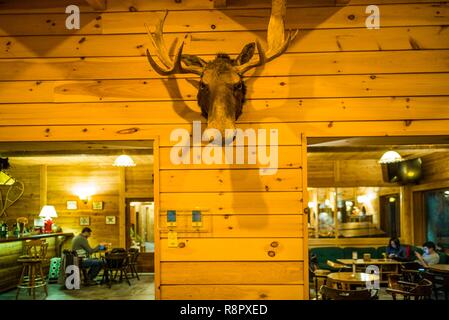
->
[[113, 154, 136, 167], [379, 151, 403, 164]]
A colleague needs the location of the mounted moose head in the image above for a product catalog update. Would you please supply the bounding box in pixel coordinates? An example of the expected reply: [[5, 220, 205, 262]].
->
[[145, 0, 297, 143]]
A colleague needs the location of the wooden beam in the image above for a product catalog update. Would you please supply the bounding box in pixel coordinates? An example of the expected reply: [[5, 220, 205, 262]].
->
[[39, 165, 47, 208], [213, 0, 227, 8], [118, 167, 126, 248], [85, 0, 106, 11]]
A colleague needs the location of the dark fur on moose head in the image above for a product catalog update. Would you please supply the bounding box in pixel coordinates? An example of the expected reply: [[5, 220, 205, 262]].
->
[[195, 53, 247, 122]]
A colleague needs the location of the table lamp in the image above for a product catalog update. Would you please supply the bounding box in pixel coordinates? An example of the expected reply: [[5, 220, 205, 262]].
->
[[39, 205, 58, 233]]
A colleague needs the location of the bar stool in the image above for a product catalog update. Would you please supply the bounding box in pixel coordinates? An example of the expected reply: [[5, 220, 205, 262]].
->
[[16, 239, 49, 300]]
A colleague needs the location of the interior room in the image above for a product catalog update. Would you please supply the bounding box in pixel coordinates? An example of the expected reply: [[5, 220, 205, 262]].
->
[[0, 141, 155, 300], [1, 0, 449, 304], [307, 136, 449, 299]]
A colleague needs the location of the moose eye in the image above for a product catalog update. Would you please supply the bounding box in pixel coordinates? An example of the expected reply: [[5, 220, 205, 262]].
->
[[234, 82, 243, 91], [199, 82, 208, 90]]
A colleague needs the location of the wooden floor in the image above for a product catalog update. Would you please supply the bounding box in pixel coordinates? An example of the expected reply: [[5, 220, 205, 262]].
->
[[0, 274, 154, 300]]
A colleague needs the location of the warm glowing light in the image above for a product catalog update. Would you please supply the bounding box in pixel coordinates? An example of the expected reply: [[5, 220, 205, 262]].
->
[[39, 205, 58, 218], [379, 151, 402, 164], [389, 197, 397, 203], [113, 155, 136, 167], [357, 195, 368, 203], [72, 184, 96, 203]]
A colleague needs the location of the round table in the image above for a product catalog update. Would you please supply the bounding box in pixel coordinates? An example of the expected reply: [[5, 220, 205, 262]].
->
[[327, 272, 380, 290], [428, 264, 449, 274]]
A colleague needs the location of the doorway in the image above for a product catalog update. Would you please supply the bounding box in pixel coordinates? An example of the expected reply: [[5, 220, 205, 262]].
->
[[126, 198, 154, 273], [379, 193, 401, 238]]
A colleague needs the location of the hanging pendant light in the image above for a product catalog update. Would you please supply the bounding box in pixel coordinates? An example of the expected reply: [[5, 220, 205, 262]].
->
[[379, 151, 402, 164], [113, 154, 136, 167]]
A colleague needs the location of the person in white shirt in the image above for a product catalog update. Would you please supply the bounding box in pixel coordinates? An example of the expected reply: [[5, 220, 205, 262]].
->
[[415, 241, 440, 267]]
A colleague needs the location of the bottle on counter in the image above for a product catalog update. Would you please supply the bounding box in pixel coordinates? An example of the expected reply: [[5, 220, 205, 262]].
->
[[0, 222, 5, 238], [13, 223, 19, 237], [3, 223, 8, 238]]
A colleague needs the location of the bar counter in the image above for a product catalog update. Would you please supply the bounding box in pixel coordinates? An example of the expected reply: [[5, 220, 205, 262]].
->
[[0, 232, 74, 292]]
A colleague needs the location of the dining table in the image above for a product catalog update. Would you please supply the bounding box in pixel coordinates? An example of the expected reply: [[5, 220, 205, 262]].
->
[[337, 258, 402, 284], [327, 272, 380, 290], [428, 264, 449, 274]]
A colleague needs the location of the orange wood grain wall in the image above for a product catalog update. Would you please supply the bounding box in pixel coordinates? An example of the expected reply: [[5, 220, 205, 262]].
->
[[2, 164, 153, 248], [1, 0, 449, 300]]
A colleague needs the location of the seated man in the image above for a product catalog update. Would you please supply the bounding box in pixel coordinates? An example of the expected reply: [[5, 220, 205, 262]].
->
[[72, 227, 104, 285], [415, 241, 440, 267]]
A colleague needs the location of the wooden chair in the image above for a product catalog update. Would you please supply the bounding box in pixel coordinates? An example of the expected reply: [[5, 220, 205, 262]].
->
[[16, 239, 48, 300], [402, 269, 424, 283], [309, 254, 330, 299], [320, 285, 377, 300], [386, 275, 432, 300], [423, 271, 449, 300], [327, 260, 351, 272], [102, 252, 131, 288], [127, 248, 140, 280]]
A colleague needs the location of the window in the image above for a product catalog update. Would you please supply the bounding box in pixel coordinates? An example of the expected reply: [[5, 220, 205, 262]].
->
[[308, 186, 400, 238], [424, 188, 449, 248]]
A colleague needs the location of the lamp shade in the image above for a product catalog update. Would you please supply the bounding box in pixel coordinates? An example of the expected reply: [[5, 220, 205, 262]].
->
[[39, 205, 58, 218], [113, 154, 136, 167], [379, 151, 402, 164]]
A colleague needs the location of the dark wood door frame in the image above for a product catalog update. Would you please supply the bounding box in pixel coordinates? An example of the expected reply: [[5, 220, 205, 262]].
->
[[125, 197, 154, 249]]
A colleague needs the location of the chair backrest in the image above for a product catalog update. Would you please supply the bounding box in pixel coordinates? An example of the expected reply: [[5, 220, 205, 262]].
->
[[105, 252, 128, 268], [326, 260, 347, 270], [320, 285, 372, 300], [128, 248, 140, 264], [24, 239, 48, 260], [410, 279, 433, 300], [401, 268, 424, 283], [111, 248, 127, 254]]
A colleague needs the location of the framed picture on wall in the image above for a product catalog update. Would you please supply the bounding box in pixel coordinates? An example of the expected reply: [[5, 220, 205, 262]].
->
[[80, 216, 90, 226], [105, 216, 116, 225], [67, 200, 77, 210], [92, 201, 103, 210]]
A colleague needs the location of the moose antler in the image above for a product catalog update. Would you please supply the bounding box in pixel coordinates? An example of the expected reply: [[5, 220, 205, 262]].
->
[[235, 0, 297, 74], [145, 11, 203, 76]]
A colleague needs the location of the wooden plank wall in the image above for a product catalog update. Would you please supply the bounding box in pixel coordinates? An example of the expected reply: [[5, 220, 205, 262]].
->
[[1, 166, 41, 224], [420, 152, 449, 184], [1, 164, 153, 248], [309, 159, 397, 187], [1, 0, 449, 300], [47, 165, 121, 246]]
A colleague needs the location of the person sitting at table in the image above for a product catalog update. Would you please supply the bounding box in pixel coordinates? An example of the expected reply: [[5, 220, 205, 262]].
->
[[386, 237, 406, 260], [415, 241, 440, 267], [72, 227, 105, 285]]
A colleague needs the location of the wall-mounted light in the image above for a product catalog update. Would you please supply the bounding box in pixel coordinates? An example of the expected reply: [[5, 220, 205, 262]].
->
[[379, 151, 403, 164], [72, 184, 96, 204], [113, 154, 136, 167]]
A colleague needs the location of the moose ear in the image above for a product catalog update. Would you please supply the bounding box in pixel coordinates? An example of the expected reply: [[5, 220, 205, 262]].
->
[[182, 54, 207, 68], [235, 42, 256, 65]]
